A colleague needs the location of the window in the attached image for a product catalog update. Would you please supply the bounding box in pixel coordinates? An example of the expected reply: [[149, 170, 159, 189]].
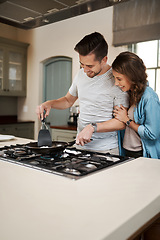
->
[[128, 40, 160, 98]]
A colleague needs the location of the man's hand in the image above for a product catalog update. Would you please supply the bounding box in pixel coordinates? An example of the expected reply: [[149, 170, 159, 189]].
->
[[76, 124, 94, 146], [36, 101, 52, 120]]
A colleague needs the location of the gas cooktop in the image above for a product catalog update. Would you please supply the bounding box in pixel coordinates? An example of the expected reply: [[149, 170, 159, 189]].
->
[[0, 143, 132, 180]]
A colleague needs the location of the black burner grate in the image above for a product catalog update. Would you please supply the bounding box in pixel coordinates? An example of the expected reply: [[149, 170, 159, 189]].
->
[[0, 144, 132, 179]]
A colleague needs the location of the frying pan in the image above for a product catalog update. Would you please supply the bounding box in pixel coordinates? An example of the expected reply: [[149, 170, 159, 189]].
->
[[25, 140, 76, 155]]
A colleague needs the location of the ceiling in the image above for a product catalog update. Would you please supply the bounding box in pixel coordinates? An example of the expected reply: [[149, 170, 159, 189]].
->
[[0, 0, 130, 29]]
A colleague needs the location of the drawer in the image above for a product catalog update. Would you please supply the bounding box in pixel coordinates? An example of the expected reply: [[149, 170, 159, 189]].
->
[[52, 129, 77, 142]]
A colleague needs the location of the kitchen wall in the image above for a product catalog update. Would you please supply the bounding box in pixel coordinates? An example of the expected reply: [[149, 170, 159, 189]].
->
[[0, 6, 126, 139], [0, 97, 17, 116]]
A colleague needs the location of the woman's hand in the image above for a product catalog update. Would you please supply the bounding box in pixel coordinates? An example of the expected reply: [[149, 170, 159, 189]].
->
[[76, 124, 94, 146], [113, 105, 129, 124]]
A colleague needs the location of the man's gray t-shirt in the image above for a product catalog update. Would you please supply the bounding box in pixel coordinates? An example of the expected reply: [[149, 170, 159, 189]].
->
[[69, 68, 129, 151]]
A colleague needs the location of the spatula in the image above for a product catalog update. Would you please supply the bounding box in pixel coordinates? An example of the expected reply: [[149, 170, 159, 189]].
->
[[38, 118, 52, 147]]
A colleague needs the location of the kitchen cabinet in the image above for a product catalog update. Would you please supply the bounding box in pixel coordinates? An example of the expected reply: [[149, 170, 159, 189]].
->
[[0, 122, 34, 139], [0, 37, 29, 96], [129, 214, 160, 240], [52, 128, 77, 142]]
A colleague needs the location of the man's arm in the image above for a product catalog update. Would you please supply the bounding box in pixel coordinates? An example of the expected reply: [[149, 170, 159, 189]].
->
[[76, 118, 125, 146], [36, 92, 78, 120]]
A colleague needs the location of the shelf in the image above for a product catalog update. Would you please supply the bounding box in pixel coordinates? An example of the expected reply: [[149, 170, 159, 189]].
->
[[9, 62, 21, 65]]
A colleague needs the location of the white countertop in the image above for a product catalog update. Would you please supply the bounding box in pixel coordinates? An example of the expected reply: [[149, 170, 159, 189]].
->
[[0, 136, 35, 147], [0, 137, 160, 240]]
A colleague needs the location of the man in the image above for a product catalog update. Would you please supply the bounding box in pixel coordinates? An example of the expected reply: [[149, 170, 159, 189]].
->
[[37, 32, 128, 154]]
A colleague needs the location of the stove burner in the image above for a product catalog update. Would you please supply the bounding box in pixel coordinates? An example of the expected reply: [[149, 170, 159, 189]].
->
[[29, 160, 40, 165], [40, 156, 55, 161], [0, 144, 132, 180], [6, 148, 28, 157], [40, 152, 63, 160], [85, 163, 97, 169], [64, 168, 81, 175]]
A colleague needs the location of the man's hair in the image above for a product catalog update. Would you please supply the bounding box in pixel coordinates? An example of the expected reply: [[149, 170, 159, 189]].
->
[[74, 32, 108, 62]]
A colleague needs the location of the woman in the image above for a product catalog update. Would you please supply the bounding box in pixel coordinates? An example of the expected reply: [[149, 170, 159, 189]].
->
[[112, 51, 160, 159]]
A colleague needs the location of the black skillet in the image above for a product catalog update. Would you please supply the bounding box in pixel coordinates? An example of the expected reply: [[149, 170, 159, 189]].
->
[[25, 140, 76, 155]]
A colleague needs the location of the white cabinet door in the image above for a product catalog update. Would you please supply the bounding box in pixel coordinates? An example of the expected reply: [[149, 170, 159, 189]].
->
[[52, 129, 77, 142]]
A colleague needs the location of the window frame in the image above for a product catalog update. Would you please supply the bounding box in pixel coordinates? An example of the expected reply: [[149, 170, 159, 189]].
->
[[128, 40, 160, 96]]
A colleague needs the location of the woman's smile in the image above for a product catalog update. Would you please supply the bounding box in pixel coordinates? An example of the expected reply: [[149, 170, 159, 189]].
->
[[112, 69, 132, 92]]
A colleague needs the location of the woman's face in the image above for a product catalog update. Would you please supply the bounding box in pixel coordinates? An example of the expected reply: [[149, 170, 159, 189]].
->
[[112, 69, 132, 92]]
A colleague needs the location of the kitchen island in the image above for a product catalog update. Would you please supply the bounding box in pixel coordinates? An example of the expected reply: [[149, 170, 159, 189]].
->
[[0, 137, 160, 240]]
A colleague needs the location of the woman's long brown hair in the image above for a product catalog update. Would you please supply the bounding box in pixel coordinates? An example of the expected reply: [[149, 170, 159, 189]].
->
[[112, 51, 148, 106]]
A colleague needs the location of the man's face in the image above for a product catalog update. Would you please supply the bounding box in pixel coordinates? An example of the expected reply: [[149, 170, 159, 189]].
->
[[79, 53, 107, 78]]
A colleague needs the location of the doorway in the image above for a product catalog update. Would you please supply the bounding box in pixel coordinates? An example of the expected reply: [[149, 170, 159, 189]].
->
[[43, 56, 72, 126]]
